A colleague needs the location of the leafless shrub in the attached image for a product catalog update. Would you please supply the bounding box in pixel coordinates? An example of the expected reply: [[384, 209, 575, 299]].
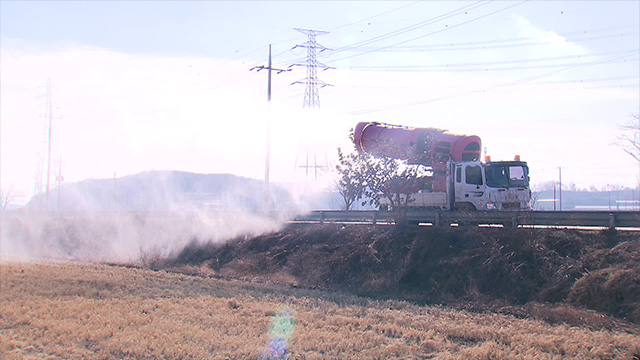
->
[[138, 245, 165, 269]]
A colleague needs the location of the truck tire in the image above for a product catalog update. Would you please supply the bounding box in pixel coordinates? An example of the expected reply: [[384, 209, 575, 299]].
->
[[454, 202, 475, 212]]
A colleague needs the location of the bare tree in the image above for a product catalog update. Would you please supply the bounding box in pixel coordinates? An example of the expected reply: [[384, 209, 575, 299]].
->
[[529, 190, 540, 210], [335, 129, 428, 224], [360, 156, 422, 210], [533, 181, 557, 192], [335, 146, 424, 223], [617, 112, 640, 188], [335, 148, 365, 210], [1, 187, 16, 213], [617, 113, 640, 162]]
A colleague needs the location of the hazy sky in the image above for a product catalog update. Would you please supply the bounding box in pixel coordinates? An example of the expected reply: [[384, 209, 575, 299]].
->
[[1, 0, 639, 204]]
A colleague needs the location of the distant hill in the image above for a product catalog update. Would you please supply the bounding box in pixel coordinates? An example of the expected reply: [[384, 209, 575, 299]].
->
[[30, 172, 638, 212], [27, 171, 297, 211]]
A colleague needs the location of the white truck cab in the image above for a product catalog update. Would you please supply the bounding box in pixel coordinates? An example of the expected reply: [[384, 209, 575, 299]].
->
[[454, 158, 530, 210]]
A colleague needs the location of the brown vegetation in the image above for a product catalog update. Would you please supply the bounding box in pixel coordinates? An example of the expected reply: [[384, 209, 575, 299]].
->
[[2, 262, 639, 359], [171, 225, 640, 324]]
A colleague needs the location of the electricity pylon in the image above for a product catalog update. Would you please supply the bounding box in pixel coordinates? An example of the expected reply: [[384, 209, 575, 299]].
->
[[291, 28, 332, 108]]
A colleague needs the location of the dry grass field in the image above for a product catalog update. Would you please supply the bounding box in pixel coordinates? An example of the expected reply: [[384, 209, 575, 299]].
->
[[2, 262, 639, 359], [172, 225, 640, 324]]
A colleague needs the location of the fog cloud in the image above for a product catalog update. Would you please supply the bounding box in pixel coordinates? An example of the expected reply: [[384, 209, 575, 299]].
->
[[0, 210, 285, 264]]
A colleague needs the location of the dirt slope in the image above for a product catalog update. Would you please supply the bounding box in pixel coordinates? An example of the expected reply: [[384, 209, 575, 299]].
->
[[169, 225, 640, 324]]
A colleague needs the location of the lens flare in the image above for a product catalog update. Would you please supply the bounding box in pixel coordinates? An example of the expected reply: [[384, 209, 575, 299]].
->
[[261, 308, 295, 360]]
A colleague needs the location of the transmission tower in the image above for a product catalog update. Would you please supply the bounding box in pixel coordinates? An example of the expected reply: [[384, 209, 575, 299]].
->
[[291, 28, 332, 108]]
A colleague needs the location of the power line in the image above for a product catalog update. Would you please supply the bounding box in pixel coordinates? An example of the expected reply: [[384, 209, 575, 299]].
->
[[273, 22, 638, 72], [328, 0, 490, 55], [336, 28, 640, 53], [347, 50, 638, 72], [326, 1, 528, 64], [328, 1, 421, 32], [269, 2, 480, 68], [349, 49, 639, 116], [266, 3, 437, 68], [212, 1, 576, 92], [537, 75, 639, 85], [270, 1, 492, 68]]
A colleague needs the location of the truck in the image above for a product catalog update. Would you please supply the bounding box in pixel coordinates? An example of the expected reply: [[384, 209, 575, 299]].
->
[[353, 122, 531, 211]]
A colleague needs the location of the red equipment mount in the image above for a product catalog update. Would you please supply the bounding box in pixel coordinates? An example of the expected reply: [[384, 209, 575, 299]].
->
[[353, 122, 482, 191]]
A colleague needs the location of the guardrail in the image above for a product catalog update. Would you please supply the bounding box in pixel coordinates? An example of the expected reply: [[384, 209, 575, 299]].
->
[[292, 210, 640, 229], [6, 209, 639, 229]]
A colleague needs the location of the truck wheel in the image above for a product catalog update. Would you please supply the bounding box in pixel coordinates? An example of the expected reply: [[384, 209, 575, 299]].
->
[[455, 203, 475, 212]]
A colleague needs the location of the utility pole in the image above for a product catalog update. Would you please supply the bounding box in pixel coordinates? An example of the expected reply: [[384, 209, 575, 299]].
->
[[558, 167, 562, 211], [113, 172, 117, 210], [291, 28, 332, 108], [251, 45, 291, 212], [56, 158, 63, 210], [553, 182, 557, 211], [45, 79, 53, 211]]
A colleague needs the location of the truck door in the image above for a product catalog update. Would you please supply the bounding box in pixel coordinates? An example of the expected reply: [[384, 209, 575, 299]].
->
[[451, 163, 462, 210], [454, 164, 463, 201], [456, 163, 485, 208]]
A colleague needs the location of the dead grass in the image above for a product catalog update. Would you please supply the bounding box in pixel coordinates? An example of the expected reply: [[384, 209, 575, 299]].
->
[[2, 262, 639, 359], [172, 225, 640, 325]]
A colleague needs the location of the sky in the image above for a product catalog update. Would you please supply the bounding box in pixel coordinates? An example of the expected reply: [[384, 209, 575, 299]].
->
[[1, 0, 639, 205]]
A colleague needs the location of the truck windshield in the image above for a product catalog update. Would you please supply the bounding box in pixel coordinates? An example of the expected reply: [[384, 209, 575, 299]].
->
[[485, 164, 528, 187]]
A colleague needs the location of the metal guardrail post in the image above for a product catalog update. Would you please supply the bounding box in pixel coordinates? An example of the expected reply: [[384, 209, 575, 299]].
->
[[609, 213, 616, 230], [319, 211, 325, 225], [435, 212, 441, 227], [373, 212, 378, 225]]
